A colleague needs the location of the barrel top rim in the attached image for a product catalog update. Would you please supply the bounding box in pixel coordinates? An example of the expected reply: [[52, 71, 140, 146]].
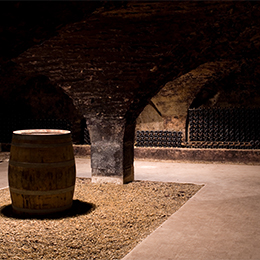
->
[[13, 129, 71, 136]]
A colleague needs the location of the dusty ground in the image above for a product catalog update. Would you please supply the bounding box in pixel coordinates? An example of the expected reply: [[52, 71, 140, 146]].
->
[[0, 171, 203, 259]]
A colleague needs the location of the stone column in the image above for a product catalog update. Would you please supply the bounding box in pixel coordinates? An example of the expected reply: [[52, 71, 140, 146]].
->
[[86, 117, 135, 184]]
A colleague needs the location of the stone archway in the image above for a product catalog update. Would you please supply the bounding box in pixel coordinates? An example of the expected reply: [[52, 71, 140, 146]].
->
[[136, 60, 243, 140], [9, 2, 260, 184], [0, 65, 84, 144]]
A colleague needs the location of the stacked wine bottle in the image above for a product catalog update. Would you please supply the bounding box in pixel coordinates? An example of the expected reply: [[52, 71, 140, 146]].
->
[[135, 130, 183, 147], [187, 107, 260, 149]]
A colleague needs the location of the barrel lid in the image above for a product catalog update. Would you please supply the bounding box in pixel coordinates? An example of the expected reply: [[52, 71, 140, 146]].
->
[[13, 129, 71, 136]]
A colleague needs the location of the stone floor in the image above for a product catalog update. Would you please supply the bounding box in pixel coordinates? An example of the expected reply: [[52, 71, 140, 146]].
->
[[1, 155, 260, 259]]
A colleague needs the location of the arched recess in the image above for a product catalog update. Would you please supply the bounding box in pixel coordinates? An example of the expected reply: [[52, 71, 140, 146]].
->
[[10, 0, 260, 184], [0, 65, 83, 143], [91, 59, 248, 184], [190, 58, 260, 109], [136, 60, 243, 140]]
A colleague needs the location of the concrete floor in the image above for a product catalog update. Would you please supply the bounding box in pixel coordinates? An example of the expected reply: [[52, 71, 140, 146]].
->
[[124, 161, 260, 260], [0, 161, 8, 189], [1, 157, 260, 259]]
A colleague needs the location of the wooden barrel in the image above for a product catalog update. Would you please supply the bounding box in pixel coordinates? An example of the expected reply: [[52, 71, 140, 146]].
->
[[8, 129, 76, 216]]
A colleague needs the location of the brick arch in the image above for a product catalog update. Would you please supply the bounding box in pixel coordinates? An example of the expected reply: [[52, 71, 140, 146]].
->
[[0, 66, 83, 143], [11, 2, 260, 183], [136, 60, 243, 140]]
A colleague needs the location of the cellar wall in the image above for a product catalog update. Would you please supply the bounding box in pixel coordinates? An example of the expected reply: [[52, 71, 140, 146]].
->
[[0, 2, 260, 176]]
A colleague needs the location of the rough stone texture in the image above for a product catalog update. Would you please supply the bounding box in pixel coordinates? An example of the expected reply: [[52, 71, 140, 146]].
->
[[134, 147, 260, 165], [137, 58, 260, 134], [73, 145, 260, 165], [0, 178, 203, 260], [13, 2, 260, 122], [0, 65, 84, 143], [136, 103, 164, 131], [1, 2, 260, 181], [205, 59, 260, 108], [86, 118, 134, 184], [73, 145, 91, 158], [137, 60, 243, 134]]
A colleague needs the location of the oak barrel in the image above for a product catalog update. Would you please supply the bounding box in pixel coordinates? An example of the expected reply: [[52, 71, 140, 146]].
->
[[8, 129, 76, 216]]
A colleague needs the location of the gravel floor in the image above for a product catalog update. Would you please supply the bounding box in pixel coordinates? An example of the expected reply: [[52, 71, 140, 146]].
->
[[0, 178, 202, 260], [0, 153, 203, 259], [0, 176, 203, 260]]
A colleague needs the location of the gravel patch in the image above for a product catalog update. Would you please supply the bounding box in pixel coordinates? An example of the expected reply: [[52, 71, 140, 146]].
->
[[0, 178, 203, 259]]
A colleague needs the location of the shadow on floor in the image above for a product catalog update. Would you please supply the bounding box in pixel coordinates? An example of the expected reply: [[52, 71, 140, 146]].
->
[[0, 199, 95, 220]]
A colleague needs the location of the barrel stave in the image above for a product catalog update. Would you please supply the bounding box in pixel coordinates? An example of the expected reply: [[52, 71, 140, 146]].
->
[[8, 129, 76, 216]]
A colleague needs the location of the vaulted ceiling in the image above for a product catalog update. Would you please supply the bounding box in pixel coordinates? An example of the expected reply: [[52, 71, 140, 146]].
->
[[1, 1, 260, 125]]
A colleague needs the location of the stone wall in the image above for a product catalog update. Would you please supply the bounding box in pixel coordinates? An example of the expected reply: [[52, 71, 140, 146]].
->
[[13, 2, 260, 124], [0, 64, 84, 143], [136, 58, 260, 137], [1, 1, 260, 182]]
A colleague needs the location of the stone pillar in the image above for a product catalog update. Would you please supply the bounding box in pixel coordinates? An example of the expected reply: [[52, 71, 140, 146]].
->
[[123, 121, 135, 184], [86, 117, 135, 184]]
